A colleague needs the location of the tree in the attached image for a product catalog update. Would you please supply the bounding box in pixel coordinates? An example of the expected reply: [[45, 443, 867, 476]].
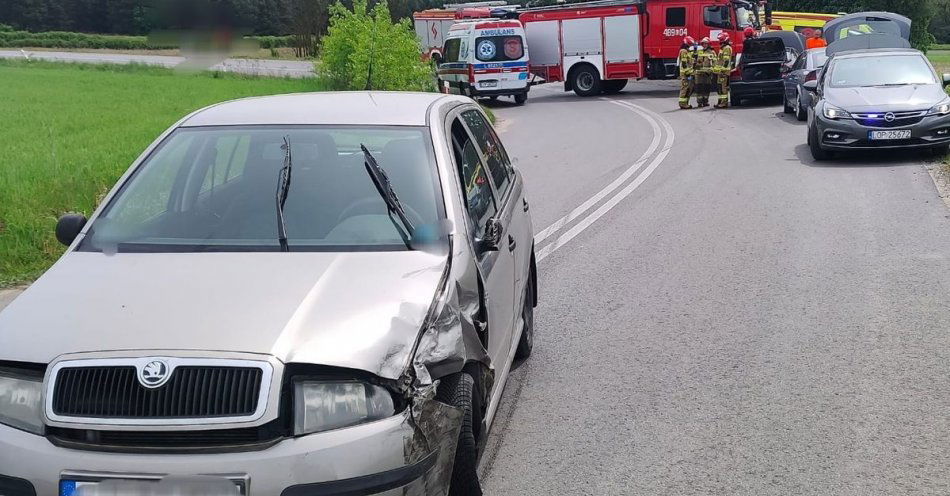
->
[[319, 0, 433, 90]]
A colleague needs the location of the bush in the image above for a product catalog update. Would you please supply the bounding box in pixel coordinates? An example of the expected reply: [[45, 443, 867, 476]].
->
[[318, 0, 433, 91], [0, 30, 292, 51]]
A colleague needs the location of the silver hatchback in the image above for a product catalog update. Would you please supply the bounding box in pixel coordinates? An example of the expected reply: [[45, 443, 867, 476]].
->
[[0, 92, 537, 495]]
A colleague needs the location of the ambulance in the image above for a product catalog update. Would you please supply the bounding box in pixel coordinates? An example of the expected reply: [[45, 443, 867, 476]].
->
[[436, 19, 532, 105]]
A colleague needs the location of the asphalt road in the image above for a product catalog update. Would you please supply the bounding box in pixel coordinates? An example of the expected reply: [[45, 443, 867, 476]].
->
[[481, 81, 950, 495], [0, 50, 315, 77]]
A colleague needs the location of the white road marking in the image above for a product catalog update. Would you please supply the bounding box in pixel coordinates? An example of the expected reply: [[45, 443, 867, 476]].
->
[[535, 101, 662, 244], [536, 100, 675, 261]]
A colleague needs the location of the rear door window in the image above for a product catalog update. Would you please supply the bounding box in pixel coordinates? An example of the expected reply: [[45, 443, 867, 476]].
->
[[462, 109, 512, 197], [475, 36, 524, 62]]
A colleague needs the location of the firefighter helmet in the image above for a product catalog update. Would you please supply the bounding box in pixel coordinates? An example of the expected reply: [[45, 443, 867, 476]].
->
[[683, 36, 696, 46], [717, 32, 730, 43], [700, 37, 710, 45], [744, 26, 756, 38]]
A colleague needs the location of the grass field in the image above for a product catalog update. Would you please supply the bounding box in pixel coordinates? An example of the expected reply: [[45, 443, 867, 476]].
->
[[929, 50, 950, 74], [0, 60, 319, 286]]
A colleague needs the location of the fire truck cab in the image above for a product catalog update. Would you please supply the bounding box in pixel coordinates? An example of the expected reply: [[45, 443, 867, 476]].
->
[[520, 0, 766, 96]]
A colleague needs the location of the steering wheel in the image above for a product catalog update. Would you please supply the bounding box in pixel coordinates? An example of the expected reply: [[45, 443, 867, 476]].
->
[[335, 198, 425, 230]]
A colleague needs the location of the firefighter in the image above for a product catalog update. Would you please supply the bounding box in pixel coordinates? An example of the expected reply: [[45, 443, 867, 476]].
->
[[695, 37, 714, 107], [678, 36, 697, 109], [714, 32, 733, 108]]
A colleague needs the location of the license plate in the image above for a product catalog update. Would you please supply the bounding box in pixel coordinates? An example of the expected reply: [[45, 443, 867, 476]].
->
[[60, 477, 245, 496], [479, 80, 498, 88], [869, 129, 911, 140]]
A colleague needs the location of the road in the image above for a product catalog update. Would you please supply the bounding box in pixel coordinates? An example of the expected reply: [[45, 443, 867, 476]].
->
[[0, 50, 314, 77], [481, 81, 950, 495]]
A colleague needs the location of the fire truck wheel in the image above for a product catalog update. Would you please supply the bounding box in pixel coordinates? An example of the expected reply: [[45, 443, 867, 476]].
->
[[602, 79, 627, 94], [571, 64, 602, 97]]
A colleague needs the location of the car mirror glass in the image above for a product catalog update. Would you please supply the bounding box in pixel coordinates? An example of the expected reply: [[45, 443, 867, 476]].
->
[[943, 73, 950, 86], [476, 218, 502, 252], [803, 80, 818, 93]]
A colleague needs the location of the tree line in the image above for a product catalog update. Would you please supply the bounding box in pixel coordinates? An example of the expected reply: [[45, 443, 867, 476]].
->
[[2, 0, 950, 46]]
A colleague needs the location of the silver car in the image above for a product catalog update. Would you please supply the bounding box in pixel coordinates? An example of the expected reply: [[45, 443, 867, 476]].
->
[[0, 92, 537, 496]]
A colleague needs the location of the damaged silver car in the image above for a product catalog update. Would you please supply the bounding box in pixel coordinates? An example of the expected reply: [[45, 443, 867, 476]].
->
[[0, 92, 537, 496]]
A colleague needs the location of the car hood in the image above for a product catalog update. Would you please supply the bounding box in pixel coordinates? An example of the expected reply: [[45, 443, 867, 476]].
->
[[0, 251, 448, 380], [825, 84, 947, 112]]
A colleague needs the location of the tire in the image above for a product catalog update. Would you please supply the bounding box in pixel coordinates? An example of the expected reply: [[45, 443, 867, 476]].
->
[[808, 124, 831, 161], [436, 373, 482, 496], [602, 79, 627, 94], [515, 273, 535, 359], [795, 91, 807, 122], [513, 92, 527, 105], [571, 64, 602, 97]]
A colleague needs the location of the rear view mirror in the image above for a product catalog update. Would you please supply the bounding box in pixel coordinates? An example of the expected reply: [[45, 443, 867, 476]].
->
[[476, 218, 502, 252], [803, 80, 818, 93], [56, 213, 87, 246]]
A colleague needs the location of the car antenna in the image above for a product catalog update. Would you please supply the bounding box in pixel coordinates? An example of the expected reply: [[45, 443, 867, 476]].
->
[[365, 12, 378, 91]]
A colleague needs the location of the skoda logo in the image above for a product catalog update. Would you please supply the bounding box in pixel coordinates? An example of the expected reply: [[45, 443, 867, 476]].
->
[[138, 359, 170, 388], [884, 112, 896, 122]]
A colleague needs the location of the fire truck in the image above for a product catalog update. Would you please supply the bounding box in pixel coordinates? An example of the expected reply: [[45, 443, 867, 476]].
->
[[519, 0, 769, 96], [413, 1, 519, 63]]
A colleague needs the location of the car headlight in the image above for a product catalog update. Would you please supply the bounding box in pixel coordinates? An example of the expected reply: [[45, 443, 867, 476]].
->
[[0, 370, 45, 435], [294, 380, 395, 435], [929, 102, 950, 116], [823, 104, 852, 120]]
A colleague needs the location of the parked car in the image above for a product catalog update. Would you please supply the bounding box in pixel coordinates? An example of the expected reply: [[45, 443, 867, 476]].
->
[[731, 34, 794, 106], [0, 92, 537, 496], [805, 48, 950, 160], [783, 47, 828, 121]]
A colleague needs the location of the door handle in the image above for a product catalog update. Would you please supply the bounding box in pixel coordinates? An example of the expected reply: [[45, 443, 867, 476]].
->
[[523, 198, 530, 212], [508, 235, 517, 252]]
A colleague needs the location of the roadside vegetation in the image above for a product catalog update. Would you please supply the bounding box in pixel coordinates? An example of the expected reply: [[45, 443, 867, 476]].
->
[[0, 60, 318, 286]]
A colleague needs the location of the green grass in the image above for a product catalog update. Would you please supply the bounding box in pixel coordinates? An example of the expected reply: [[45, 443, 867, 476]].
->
[[929, 50, 950, 75], [0, 60, 320, 286]]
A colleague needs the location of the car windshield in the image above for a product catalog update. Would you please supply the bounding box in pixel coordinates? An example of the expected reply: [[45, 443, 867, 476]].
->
[[79, 126, 445, 253], [829, 54, 936, 88]]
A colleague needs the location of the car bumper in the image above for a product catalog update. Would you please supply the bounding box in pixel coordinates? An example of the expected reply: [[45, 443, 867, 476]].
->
[[730, 80, 785, 98], [0, 410, 452, 496], [444, 80, 528, 97], [814, 113, 950, 150]]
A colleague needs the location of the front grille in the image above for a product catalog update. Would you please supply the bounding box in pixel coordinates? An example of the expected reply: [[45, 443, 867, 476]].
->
[[52, 366, 263, 419], [853, 111, 926, 128], [47, 424, 284, 453]]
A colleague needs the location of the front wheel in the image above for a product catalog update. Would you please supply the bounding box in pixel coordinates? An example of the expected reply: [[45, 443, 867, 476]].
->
[[571, 65, 602, 97], [808, 124, 831, 161], [437, 373, 483, 496], [515, 271, 535, 359]]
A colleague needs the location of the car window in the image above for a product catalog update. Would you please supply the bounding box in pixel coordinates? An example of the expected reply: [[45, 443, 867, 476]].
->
[[80, 126, 445, 252], [666, 7, 686, 27], [451, 118, 497, 236], [829, 54, 937, 88], [443, 38, 462, 63], [704, 5, 732, 29], [462, 109, 512, 197], [475, 36, 524, 62]]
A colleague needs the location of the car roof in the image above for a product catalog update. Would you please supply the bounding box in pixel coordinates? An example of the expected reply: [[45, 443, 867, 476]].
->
[[181, 91, 470, 127], [833, 48, 922, 59]]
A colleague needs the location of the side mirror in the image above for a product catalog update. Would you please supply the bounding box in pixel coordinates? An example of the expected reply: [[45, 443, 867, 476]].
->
[[803, 80, 818, 93], [56, 213, 87, 246], [475, 218, 502, 252], [943, 73, 950, 87]]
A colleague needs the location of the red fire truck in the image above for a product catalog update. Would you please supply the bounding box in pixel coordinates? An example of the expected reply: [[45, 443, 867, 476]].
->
[[519, 0, 769, 96]]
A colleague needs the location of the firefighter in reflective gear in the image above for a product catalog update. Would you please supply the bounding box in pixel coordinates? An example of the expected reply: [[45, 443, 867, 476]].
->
[[678, 36, 697, 109], [694, 38, 715, 107], [715, 32, 734, 108]]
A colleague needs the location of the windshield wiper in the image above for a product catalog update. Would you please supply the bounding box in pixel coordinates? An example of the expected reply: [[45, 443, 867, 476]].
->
[[275, 136, 293, 252], [361, 144, 414, 249]]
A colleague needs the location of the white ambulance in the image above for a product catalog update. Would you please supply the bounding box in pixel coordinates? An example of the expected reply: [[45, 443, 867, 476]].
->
[[436, 19, 531, 105]]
